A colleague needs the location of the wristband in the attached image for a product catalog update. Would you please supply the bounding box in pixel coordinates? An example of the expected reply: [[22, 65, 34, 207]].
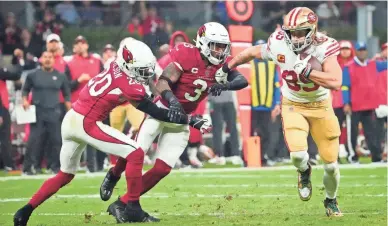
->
[[303, 63, 312, 79], [222, 63, 231, 73]]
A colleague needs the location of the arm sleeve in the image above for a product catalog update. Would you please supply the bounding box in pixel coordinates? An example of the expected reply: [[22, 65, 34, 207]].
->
[[136, 98, 188, 124], [342, 66, 350, 105], [61, 74, 71, 102], [376, 61, 388, 72], [227, 70, 248, 90], [274, 69, 281, 105], [22, 72, 33, 97], [64, 64, 79, 91]]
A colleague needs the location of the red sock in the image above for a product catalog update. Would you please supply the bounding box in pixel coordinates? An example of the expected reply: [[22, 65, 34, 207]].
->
[[141, 159, 171, 195], [110, 155, 117, 165], [120, 148, 144, 204], [28, 171, 74, 208], [111, 157, 127, 177]]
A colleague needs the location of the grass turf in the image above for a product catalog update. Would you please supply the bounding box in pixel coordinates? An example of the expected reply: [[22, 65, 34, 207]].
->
[[0, 165, 386, 226]]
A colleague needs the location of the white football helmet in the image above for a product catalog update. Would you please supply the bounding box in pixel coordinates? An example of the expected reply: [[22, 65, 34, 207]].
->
[[195, 22, 231, 65], [116, 38, 156, 84]]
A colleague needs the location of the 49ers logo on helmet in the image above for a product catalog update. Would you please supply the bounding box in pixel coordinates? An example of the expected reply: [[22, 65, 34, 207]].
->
[[307, 12, 317, 24], [122, 46, 134, 64], [198, 25, 206, 37]]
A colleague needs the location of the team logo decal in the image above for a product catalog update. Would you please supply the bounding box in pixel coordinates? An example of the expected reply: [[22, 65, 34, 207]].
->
[[122, 46, 134, 64], [307, 12, 317, 24], [277, 54, 285, 63], [198, 25, 206, 37]]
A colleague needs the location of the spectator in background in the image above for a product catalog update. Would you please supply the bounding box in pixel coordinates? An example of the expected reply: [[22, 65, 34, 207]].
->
[[250, 40, 281, 166], [12, 29, 41, 70], [65, 35, 103, 172], [332, 40, 355, 162], [342, 42, 387, 163], [35, 9, 63, 43], [80, 0, 103, 26], [164, 21, 174, 37], [22, 51, 71, 175], [0, 52, 22, 171], [0, 12, 22, 55], [140, 2, 164, 36], [35, 1, 49, 22], [55, 0, 80, 25], [127, 15, 143, 37], [316, 1, 340, 27], [102, 44, 116, 64]]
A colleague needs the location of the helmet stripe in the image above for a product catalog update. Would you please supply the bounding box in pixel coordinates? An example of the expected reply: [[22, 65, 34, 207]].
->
[[293, 7, 302, 26], [288, 8, 298, 26]]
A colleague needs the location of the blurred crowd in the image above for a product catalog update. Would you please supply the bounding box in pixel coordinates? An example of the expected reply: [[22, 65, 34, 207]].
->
[[0, 1, 386, 175]]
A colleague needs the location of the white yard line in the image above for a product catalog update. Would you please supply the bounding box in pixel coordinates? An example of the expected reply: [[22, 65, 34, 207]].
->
[[0, 164, 385, 181], [1, 193, 386, 203], [0, 211, 383, 216]]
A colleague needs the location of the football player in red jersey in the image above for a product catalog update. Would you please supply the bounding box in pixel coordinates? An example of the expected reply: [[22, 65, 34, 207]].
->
[[100, 22, 248, 215], [13, 39, 209, 225]]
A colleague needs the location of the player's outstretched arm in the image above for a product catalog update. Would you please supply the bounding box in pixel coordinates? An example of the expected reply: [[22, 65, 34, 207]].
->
[[134, 98, 211, 132], [308, 56, 342, 90], [156, 62, 185, 121], [208, 70, 248, 96], [225, 45, 265, 71]]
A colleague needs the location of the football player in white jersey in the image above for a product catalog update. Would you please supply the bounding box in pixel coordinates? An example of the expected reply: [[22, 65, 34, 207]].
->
[[216, 7, 343, 217]]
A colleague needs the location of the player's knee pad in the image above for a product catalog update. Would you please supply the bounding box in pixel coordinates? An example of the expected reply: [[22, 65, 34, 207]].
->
[[323, 162, 339, 175], [154, 159, 172, 177], [290, 151, 309, 163]]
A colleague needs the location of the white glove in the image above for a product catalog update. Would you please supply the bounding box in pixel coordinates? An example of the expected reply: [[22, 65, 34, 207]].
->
[[294, 54, 312, 78], [215, 67, 228, 84], [190, 115, 213, 134], [199, 119, 213, 134], [375, 105, 388, 118]]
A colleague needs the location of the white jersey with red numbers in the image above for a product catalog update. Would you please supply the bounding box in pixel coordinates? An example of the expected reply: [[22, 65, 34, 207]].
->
[[262, 31, 340, 103]]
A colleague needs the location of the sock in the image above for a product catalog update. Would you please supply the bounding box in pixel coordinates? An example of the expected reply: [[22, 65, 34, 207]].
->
[[323, 162, 340, 199], [187, 147, 198, 160], [141, 159, 171, 195], [112, 157, 127, 177], [290, 151, 309, 172], [110, 155, 117, 165], [120, 148, 144, 204], [28, 171, 74, 208]]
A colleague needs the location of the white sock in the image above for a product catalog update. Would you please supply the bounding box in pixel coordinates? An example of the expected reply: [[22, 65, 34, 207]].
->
[[323, 162, 340, 199], [188, 147, 198, 159], [290, 151, 309, 172]]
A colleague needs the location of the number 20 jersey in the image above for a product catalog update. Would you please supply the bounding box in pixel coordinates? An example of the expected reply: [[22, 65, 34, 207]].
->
[[263, 31, 340, 103], [161, 42, 229, 114]]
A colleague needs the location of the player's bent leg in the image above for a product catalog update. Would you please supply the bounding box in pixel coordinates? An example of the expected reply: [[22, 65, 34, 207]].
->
[[322, 162, 342, 217], [100, 117, 163, 201], [290, 151, 312, 201], [141, 159, 172, 195]]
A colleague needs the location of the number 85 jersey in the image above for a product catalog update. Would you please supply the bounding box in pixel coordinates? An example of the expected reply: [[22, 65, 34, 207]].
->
[[263, 31, 340, 103], [161, 42, 229, 113]]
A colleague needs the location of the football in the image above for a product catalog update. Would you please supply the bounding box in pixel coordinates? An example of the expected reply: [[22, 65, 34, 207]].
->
[[299, 53, 323, 71]]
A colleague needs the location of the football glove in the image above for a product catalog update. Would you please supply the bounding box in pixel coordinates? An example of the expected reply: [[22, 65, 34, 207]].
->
[[215, 64, 230, 84], [208, 83, 229, 96], [168, 99, 185, 123], [294, 54, 312, 79], [189, 115, 212, 134]]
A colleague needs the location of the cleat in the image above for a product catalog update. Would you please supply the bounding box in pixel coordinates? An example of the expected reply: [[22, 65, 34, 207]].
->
[[324, 198, 343, 217], [125, 202, 160, 223], [297, 162, 312, 201], [14, 205, 33, 226], [100, 168, 120, 201], [107, 198, 128, 223]]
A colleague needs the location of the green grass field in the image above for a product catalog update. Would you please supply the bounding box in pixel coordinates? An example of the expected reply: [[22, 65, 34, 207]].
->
[[0, 165, 386, 226]]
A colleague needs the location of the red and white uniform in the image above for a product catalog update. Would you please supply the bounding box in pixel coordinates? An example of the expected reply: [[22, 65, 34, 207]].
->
[[264, 31, 340, 103], [60, 61, 146, 174], [137, 42, 224, 167]]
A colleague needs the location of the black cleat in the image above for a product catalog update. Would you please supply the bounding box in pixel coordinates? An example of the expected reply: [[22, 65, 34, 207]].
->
[[14, 204, 33, 226], [125, 202, 160, 223], [323, 198, 343, 217], [100, 168, 120, 201], [107, 198, 128, 223]]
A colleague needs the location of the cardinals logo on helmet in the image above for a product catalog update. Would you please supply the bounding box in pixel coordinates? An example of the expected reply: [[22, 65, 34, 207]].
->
[[307, 12, 317, 24], [122, 46, 134, 64], [198, 25, 206, 37]]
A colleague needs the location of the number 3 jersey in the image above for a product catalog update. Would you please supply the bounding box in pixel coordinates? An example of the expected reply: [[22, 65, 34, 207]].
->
[[72, 61, 146, 121], [262, 31, 340, 103], [160, 42, 229, 114]]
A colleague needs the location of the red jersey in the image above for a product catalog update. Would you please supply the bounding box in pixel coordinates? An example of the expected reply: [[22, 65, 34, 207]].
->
[[161, 42, 228, 114], [72, 61, 146, 121]]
